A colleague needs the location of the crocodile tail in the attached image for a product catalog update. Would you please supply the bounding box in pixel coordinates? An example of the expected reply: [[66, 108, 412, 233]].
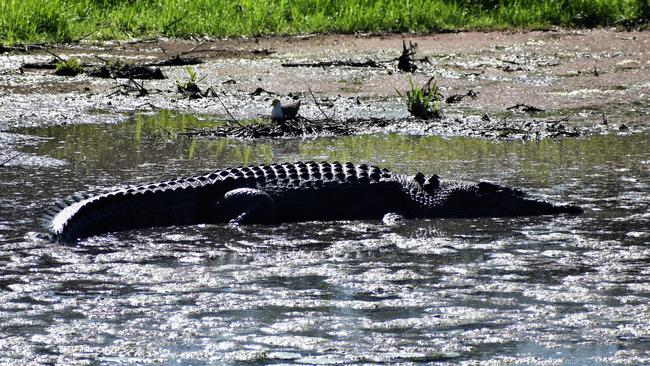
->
[[43, 180, 221, 243], [42, 192, 95, 242]]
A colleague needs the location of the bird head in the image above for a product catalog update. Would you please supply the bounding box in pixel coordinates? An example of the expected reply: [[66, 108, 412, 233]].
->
[[270, 99, 284, 121]]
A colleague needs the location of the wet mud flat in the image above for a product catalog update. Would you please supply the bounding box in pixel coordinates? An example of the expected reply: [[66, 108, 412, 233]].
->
[[1, 29, 649, 139]]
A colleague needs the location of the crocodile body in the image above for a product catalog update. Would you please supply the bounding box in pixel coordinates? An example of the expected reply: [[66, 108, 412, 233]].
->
[[44, 161, 582, 243]]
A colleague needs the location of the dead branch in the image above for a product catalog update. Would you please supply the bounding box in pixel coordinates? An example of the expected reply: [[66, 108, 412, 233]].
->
[[506, 104, 544, 113], [107, 78, 151, 97], [0, 152, 21, 167], [282, 59, 382, 68], [445, 90, 479, 104], [397, 40, 418, 72], [41, 48, 65, 62], [212, 91, 244, 127], [250, 87, 275, 96], [308, 87, 334, 121]]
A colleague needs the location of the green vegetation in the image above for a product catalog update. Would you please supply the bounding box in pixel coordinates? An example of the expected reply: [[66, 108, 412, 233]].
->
[[176, 67, 200, 95], [396, 77, 443, 119], [54, 58, 83, 76], [1, 0, 649, 44]]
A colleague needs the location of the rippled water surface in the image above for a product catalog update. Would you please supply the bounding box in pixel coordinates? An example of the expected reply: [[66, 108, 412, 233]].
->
[[1, 113, 649, 365]]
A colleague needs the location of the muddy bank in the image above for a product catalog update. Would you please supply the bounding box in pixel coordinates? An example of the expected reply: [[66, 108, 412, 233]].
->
[[0, 30, 649, 138]]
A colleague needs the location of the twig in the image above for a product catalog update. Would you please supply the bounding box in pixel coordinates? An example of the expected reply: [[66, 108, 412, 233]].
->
[[41, 48, 65, 62], [180, 41, 207, 56], [0, 152, 21, 167], [308, 87, 334, 121], [137, 102, 159, 109], [94, 55, 110, 63], [213, 91, 244, 127], [250, 87, 275, 96], [128, 79, 148, 96], [282, 59, 381, 68], [397, 40, 418, 72], [506, 104, 544, 113]]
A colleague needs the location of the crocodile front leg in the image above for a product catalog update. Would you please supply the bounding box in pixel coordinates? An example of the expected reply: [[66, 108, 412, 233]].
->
[[218, 188, 277, 224]]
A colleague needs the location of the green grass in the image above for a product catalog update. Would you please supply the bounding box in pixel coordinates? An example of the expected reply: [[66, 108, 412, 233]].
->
[[54, 58, 83, 76], [396, 77, 443, 119], [176, 66, 200, 94], [1, 0, 649, 44]]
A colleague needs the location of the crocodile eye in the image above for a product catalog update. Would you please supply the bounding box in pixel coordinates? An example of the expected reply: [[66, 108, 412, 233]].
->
[[412, 172, 425, 185], [422, 174, 439, 191]]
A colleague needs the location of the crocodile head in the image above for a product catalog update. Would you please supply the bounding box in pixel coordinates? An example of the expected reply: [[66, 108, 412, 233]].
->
[[422, 179, 582, 217]]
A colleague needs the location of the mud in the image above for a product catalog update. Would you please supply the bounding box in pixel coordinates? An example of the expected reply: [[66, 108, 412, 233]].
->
[[1, 30, 649, 137]]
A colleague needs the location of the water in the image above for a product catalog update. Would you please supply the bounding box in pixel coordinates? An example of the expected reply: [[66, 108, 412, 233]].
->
[[1, 112, 649, 364]]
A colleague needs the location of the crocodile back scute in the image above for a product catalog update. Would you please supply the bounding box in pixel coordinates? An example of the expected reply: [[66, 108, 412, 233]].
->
[[194, 161, 395, 189], [43, 161, 401, 242]]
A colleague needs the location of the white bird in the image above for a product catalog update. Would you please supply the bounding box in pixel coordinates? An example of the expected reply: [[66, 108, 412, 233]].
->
[[270, 99, 301, 122]]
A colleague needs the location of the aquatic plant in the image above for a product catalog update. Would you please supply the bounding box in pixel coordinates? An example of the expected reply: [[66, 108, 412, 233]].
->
[[176, 66, 201, 96], [54, 58, 83, 76], [396, 77, 443, 120]]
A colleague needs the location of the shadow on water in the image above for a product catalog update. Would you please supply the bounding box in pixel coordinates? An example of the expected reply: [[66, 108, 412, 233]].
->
[[1, 110, 649, 364]]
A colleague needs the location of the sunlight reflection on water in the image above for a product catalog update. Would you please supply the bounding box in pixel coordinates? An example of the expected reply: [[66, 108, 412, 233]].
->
[[1, 114, 649, 364]]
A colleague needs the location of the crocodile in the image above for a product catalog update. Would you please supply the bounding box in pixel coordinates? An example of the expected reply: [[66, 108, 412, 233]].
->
[[44, 161, 582, 243]]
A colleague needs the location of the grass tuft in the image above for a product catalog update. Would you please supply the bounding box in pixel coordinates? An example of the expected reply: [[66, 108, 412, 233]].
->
[[396, 77, 443, 120], [176, 66, 202, 96], [54, 58, 83, 76]]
